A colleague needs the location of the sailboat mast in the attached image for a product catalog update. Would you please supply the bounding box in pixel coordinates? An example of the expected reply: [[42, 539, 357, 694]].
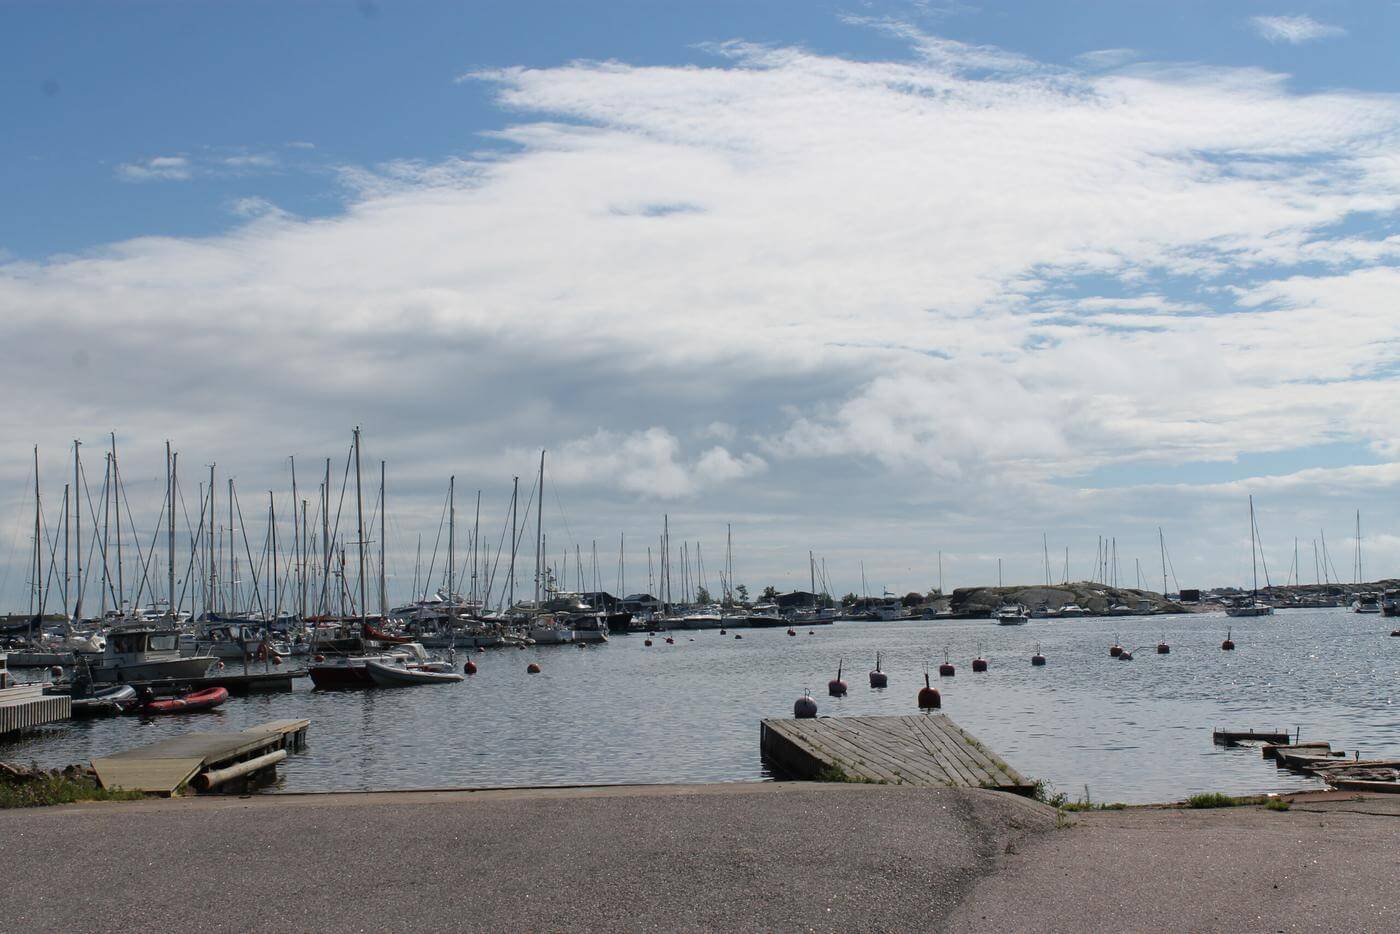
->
[[270, 491, 279, 621], [472, 490, 481, 608], [32, 446, 42, 624], [111, 433, 122, 613], [73, 439, 82, 622], [322, 458, 330, 614], [62, 483, 69, 622], [229, 478, 236, 614], [290, 456, 299, 619], [1248, 495, 1258, 599], [209, 464, 217, 617], [353, 427, 367, 629], [448, 476, 456, 606], [1355, 510, 1362, 585], [167, 443, 176, 618], [534, 450, 545, 608], [379, 460, 387, 618], [509, 477, 518, 609], [300, 498, 308, 619], [101, 453, 110, 617]]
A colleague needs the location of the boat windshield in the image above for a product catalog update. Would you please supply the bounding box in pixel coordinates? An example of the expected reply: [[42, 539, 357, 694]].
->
[[148, 634, 178, 651]]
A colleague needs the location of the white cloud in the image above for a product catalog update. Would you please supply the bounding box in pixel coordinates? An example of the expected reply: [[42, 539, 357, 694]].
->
[[8, 21, 1400, 595], [1250, 15, 1347, 44], [116, 155, 191, 182]]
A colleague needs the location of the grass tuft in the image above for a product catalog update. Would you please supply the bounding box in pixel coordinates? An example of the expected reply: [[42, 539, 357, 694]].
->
[[0, 771, 144, 809], [1185, 792, 1242, 809]]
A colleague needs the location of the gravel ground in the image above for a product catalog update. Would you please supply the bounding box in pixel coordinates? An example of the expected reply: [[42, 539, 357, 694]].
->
[[0, 782, 1051, 933], [5, 784, 1397, 932], [952, 795, 1400, 934]]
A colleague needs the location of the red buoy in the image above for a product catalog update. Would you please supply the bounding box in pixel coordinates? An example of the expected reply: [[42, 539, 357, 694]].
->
[[794, 692, 818, 718], [526, 662, 541, 674], [1157, 642, 1170, 654], [787, 628, 796, 636], [464, 659, 478, 674], [917, 672, 941, 710], [1222, 629, 1235, 651], [939, 650, 955, 677], [869, 652, 888, 688], [1031, 651, 1046, 667], [1110, 644, 1122, 658], [644, 639, 653, 647], [828, 661, 848, 697], [972, 654, 988, 673]]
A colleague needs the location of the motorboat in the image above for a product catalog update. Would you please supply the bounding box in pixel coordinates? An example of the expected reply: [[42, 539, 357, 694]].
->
[[89, 624, 217, 684], [181, 623, 284, 660], [1056, 603, 1088, 618], [1382, 590, 1400, 618], [308, 642, 437, 689], [365, 659, 464, 687], [1353, 592, 1382, 614], [1225, 598, 1273, 617], [993, 603, 1030, 626], [745, 604, 786, 627], [143, 686, 228, 714]]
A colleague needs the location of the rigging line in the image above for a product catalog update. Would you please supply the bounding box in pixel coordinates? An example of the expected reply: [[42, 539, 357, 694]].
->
[[132, 489, 166, 609], [421, 486, 448, 603], [117, 471, 157, 610], [0, 455, 36, 608], [175, 483, 209, 617], [551, 482, 577, 557], [482, 488, 515, 612], [232, 484, 268, 620], [315, 444, 354, 616]]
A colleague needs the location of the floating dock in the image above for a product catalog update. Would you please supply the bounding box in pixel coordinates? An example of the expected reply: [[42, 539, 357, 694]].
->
[[91, 718, 309, 795], [0, 683, 70, 736], [1213, 728, 1292, 746], [760, 714, 1033, 793]]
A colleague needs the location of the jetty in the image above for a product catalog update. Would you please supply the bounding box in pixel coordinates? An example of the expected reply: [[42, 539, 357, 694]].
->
[[760, 714, 1033, 793], [0, 682, 70, 736], [91, 718, 308, 795]]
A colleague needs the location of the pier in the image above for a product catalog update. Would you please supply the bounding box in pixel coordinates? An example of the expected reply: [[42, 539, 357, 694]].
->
[[760, 714, 1033, 793], [91, 718, 309, 795], [0, 682, 70, 736]]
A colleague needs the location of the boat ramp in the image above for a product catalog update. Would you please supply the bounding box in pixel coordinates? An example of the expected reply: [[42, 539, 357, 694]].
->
[[761, 714, 1033, 793], [91, 718, 309, 795]]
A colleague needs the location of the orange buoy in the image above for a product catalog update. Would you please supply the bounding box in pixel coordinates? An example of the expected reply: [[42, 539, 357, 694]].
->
[[917, 672, 941, 710], [828, 661, 848, 697], [794, 691, 818, 718], [464, 659, 478, 674], [526, 662, 541, 674], [869, 652, 888, 689]]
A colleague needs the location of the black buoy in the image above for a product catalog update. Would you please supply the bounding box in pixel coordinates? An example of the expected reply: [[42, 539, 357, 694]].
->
[[1222, 629, 1235, 651], [828, 660, 848, 697], [735, 633, 743, 640], [794, 691, 818, 718], [917, 671, 941, 710], [869, 652, 888, 689], [938, 649, 955, 677], [1031, 643, 1046, 667]]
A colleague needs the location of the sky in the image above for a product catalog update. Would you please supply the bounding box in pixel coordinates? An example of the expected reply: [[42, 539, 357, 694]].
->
[[2, 0, 1399, 611]]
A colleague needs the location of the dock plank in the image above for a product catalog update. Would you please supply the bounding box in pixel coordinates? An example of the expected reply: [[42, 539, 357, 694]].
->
[[760, 714, 1032, 793]]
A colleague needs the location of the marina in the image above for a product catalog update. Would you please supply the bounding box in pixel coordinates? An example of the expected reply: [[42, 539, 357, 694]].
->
[[4, 608, 1397, 803]]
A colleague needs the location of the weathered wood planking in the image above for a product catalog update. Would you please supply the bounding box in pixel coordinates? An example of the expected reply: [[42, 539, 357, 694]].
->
[[760, 714, 1033, 794], [91, 719, 308, 795]]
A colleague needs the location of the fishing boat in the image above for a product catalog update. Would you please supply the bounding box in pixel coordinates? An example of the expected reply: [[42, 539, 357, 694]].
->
[[90, 624, 217, 683], [993, 602, 1030, 625], [143, 685, 228, 714], [365, 659, 464, 687], [1226, 495, 1274, 618]]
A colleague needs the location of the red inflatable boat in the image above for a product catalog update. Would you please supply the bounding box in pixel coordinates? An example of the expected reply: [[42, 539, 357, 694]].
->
[[143, 686, 228, 714]]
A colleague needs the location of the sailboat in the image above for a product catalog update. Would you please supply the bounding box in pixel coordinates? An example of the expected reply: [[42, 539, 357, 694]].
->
[[1351, 511, 1382, 613], [1226, 495, 1273, 618]]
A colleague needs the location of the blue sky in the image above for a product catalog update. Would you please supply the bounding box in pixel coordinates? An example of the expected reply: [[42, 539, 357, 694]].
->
[[2, 1, 1399, 608], [7, 1, 1396, 257]]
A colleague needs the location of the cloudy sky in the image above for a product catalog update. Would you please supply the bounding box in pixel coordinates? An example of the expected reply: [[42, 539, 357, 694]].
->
[[2, 0, 1399, 611]]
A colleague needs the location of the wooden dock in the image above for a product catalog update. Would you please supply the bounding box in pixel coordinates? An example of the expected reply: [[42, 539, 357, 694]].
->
[[91, 719, 309, 795], [760, 714, 1033, 794], [0, 683, 70, 736]]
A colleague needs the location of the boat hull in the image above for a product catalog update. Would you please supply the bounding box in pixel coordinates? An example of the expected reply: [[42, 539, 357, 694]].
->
[[365, 660, 464, 687]]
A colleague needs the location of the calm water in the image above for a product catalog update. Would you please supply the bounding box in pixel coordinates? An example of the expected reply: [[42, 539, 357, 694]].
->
[[6, 608, 1396, 803]]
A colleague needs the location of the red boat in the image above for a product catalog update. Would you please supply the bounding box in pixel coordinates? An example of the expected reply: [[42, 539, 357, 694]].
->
[[143, 686, 228, 714]]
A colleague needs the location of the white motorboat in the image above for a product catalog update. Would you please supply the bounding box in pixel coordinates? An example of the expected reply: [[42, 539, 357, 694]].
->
[[1353, 592, 1382, 614], [994, 603, 1030, 625], [89, 624, 217, 683], [365, 659, 464, 687]]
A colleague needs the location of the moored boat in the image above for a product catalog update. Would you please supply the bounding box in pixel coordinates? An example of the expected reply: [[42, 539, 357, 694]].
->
[[143, 685, 228, 714], [365, 659, 464, 687]]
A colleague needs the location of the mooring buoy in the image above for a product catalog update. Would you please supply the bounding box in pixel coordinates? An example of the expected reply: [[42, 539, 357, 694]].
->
[[1157, 640, 1170, 654], [644, 639, 653, 647], [794, 691, 818, 718], [1031, 644, 1046, 667], [869, 652, 888, 688], [1222, 629, 1235, 651], [526, 662, 541, 674], [938, 649, 955, 677], [917, 671, 941, 710], [828, 661, 848, 697]]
